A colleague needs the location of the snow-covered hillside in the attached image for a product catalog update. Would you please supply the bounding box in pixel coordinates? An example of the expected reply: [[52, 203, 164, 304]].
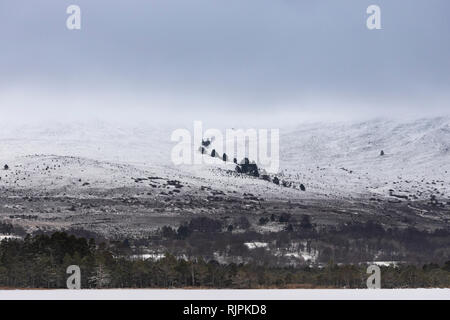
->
[[280, 117, 450, 200], [0, 117, 449, 237], [0, 117, 449, 201]]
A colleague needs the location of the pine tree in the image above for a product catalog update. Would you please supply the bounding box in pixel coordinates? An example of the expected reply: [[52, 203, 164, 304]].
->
[[89, 264, 111, 288]]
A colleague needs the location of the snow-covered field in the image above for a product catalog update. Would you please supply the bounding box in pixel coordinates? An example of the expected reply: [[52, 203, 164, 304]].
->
[[0, 117, 449, 236], [280, 118, 450, 200], [1, 117, 449, 199], [0, 288, 449, 300]]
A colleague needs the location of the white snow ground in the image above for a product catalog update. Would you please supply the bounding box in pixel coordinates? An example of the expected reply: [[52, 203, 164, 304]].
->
[[0, 117, 449, 201], [0, 288, 449, 300]]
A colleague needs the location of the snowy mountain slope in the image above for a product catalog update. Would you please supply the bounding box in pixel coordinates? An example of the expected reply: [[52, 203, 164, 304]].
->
[[0, 117, 449, 237], [0, 117, 449, 201], [279, 118, 450, 199]]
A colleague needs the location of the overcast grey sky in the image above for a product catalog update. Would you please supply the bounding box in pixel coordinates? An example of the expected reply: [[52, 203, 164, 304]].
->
[[1, 0, 449, 124]]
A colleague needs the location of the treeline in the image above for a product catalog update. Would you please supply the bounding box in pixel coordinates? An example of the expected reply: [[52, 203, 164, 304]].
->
[[148, 217, 450, 265], [0, 232, 450, 289]]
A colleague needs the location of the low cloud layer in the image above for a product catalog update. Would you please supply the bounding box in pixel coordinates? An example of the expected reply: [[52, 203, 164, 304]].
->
[[1, 0, 449, 124]]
